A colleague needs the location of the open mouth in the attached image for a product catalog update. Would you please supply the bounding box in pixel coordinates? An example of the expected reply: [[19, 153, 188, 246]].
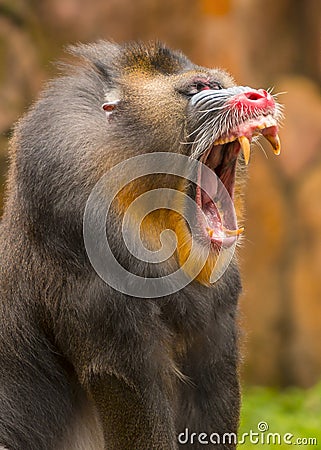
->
[[195, 114, 281, 248]]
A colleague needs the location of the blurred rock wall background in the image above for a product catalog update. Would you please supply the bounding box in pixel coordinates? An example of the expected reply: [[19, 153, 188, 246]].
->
[[0, 0, 320, 387]]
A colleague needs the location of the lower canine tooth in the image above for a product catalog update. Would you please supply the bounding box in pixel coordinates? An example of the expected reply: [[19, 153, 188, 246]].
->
[[238, 136, 251, 165]]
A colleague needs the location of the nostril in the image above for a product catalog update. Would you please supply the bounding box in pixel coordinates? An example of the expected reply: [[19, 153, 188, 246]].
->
[[229, 88, 274, 111], [244, 91, 265, 101]]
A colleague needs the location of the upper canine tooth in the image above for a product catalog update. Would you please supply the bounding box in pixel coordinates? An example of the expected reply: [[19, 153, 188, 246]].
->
[[206, 227, 215, 238], [238, 136, 251, 165], [263, 133, 281, 155]]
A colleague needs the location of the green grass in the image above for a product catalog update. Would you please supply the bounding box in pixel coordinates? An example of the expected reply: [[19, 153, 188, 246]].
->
[[239, 382, 321, 448]]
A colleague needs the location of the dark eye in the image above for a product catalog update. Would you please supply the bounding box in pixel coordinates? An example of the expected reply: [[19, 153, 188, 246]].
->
[[180, 80, 223, 97], [195, 82, 210, 92]]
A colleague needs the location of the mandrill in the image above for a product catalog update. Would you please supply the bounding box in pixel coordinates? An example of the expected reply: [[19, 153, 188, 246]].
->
[[0, 41, 281, 449]]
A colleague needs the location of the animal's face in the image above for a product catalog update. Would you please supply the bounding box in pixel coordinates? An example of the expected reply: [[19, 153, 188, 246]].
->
[[95, 44, 282, 285]]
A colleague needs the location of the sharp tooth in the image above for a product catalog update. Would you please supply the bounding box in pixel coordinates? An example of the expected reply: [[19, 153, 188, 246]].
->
[[238, 136, 251, 165], [206, 227, 214, 238], [223, 226, 244, 237], [263, 133, 281, 155]]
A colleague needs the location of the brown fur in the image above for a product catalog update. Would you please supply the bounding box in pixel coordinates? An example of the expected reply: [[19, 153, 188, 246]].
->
[[0, 41, 244, 449]]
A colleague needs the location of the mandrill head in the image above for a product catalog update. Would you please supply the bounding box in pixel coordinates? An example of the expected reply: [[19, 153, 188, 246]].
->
[[11, 41, 282, 289]]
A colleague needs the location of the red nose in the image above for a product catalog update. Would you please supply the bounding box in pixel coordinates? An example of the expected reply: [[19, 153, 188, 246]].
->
[[230, 89, 275, 111]]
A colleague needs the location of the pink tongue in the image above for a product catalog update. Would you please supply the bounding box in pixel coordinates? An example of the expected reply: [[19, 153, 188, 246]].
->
[[201, 166, 218, 205]]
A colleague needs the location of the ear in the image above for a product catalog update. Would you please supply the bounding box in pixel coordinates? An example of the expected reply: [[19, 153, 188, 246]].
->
[[102, 99, 120, 119], [102, 86, 121, 119]]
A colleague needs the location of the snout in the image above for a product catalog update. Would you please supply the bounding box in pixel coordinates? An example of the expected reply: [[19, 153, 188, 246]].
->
[[228, 88, 275, 112], [189, 86, 276, 115]]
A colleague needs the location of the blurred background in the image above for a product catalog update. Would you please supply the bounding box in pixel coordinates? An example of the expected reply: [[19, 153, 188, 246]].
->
[[1, 0, 320, 445]]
